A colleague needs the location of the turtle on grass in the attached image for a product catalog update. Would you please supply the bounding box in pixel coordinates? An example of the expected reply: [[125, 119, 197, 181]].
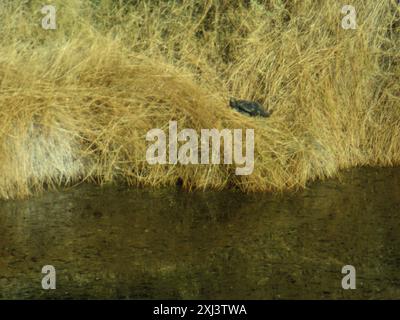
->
[[229, 97, 272, 118]]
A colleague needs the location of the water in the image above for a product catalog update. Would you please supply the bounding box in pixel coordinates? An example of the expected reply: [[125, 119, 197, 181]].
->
[[0, 167, 400, 299]]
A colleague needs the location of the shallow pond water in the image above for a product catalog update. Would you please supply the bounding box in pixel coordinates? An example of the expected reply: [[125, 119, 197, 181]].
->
[[1, 167, 400, 299]]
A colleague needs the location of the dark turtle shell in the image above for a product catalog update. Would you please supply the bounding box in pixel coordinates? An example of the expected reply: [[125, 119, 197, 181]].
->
[[229, 98, 271, 118]]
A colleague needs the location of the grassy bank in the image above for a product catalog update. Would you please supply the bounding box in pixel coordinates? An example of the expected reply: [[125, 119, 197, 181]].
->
[[0, 0, 399, 199]]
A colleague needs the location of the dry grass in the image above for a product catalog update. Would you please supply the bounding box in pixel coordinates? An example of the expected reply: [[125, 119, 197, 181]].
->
[[0, 0, 399, 199]]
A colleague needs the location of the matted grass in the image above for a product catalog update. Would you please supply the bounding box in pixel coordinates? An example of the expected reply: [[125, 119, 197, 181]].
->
[[0, 0, 399, 199]]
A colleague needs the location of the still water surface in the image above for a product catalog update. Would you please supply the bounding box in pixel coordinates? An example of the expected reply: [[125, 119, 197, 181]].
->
[[0, 167, 400, 299]]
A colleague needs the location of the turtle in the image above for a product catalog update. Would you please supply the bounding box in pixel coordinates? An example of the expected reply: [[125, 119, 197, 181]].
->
[[229, 97, 272, 118]]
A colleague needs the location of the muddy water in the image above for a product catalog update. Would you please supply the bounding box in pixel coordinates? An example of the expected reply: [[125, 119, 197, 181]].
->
[[0, 167, 400, 299]]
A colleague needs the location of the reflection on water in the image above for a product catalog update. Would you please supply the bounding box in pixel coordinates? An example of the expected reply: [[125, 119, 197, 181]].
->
[[0, 167, 400, 299]]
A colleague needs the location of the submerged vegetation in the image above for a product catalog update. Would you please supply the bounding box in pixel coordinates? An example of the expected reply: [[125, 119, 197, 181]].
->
[[0, 0, 399, 199]]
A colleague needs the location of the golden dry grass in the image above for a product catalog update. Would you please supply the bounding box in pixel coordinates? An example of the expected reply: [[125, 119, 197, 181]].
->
[[0, 0, 399, 199]]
